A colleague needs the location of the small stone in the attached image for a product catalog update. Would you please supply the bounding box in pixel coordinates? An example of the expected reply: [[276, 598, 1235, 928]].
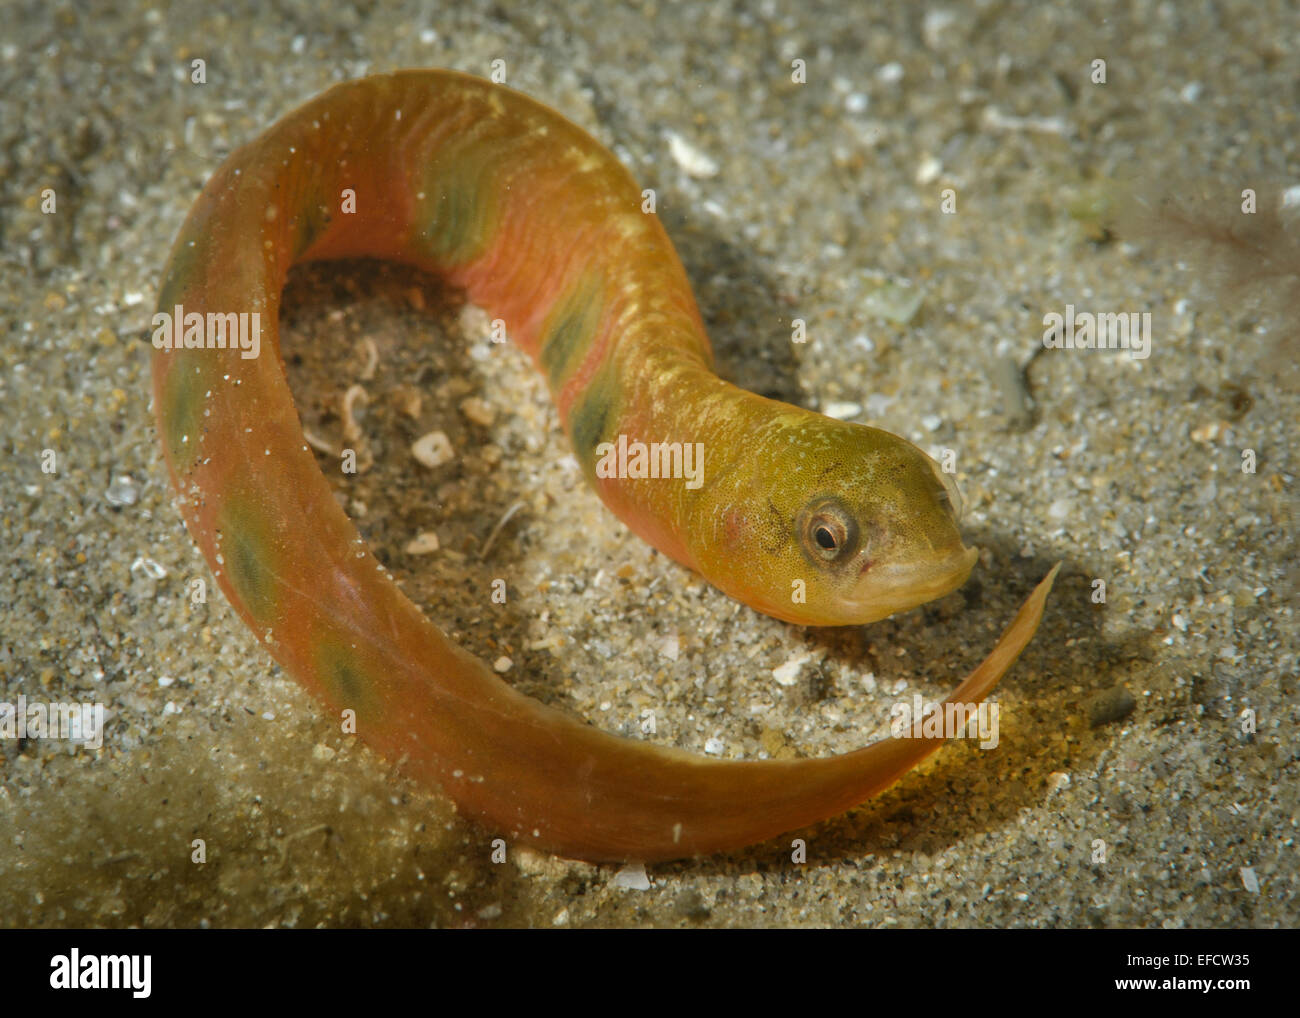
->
[[411, 430, 454, 468], [613, 862, 651, 890], [823, 401, 863, 420], [922, 8, 957, 48], [404, 531, 440, 555], [105, 475, 139, 507], [758, 726, 787, 757], [1190, 420, 1229, 443], [772, 651, 811, 687], [877, 62, 904, 83], [392, 385, 422, 419], [1239, 867, 1260, 893], [459, 303, 492, 340], [1087, 686, 1136, 727], [493, 656, 513, 674], [915, 155, 942, 184], [459, 396, 495, 426], [659, 633, 680, 661]]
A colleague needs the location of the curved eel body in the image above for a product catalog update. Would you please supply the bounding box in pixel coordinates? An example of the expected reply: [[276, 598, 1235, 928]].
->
[[151, 70, 1057, 862]]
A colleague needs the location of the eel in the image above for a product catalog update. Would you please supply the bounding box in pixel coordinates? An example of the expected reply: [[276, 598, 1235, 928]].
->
[[151, 69, 1058, 862]]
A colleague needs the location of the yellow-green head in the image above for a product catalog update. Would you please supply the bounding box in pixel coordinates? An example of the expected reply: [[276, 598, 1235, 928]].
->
[[687, 402, 977, 626]]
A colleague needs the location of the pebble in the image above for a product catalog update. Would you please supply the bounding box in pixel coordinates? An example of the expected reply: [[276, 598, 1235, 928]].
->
[[922, 8, 958, 48], [659, 633, 680, 661], [411, 430, 454, 468], [404, 531, 441, 555], [459, 396, 495, 426], [1190, 420, 1229, 443], [1087, 686, 1136, 727], [823, 401, 863, 420], [613, 862, 651, 890], [392, 385, 422, 418], [772, 651, 812, 687], [844, 92, 868, 114], [104, 474, 139, 507]]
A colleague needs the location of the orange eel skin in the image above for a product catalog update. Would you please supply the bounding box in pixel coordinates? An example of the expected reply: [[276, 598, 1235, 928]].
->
[[151, 70, 1058, 862]]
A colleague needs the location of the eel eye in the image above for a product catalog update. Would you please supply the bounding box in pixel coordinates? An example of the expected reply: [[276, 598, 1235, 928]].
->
[[799, 499, 859, 563]]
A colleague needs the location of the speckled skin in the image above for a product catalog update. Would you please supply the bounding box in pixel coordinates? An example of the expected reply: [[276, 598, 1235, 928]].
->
[[151, 70, 1056, 862]]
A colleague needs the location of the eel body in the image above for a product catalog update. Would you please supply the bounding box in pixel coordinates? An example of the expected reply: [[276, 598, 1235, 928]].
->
[[151, 70, 1057, 862]]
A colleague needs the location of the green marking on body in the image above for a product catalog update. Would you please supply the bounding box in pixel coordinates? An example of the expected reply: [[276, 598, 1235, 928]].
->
[[312, 635, 379, 724], [155, 231, 209, 315], [539, 272, 605, 390], [567, 360, 619, 474], [218, 489, 280, 628], [291, 200, 333, 260], [417, 149, 499, 263], [160, 355, 211, 476]]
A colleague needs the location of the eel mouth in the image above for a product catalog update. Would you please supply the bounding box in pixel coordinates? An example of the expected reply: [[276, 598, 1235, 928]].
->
[[841, 544, 979, 624]]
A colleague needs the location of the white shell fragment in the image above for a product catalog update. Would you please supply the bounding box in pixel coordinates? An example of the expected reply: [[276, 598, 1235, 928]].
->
[[666, 130, 719, 179]]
